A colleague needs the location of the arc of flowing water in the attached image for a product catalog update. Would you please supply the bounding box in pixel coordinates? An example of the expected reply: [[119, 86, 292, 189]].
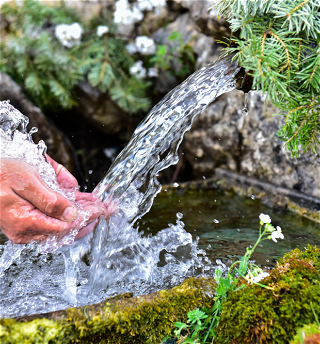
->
[[0, 56, 245, 317], [85, 56, 243, 295]]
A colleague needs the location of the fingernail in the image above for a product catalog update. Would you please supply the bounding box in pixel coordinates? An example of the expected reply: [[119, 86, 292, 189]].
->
[[62, 206, 77, 222]]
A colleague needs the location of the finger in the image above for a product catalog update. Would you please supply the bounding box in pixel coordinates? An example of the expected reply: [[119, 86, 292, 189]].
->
[[46, 155, 78, 189], [82, 204, 105, 222], [75, 218, 100, 241], [5, 207, 76, 244], [12, 174, 78, 222]]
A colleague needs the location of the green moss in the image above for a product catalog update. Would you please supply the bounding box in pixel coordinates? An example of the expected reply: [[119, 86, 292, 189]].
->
[[291, 323, 320, 344], [215, 245, 320, 344], [0, 277, 216, 344]]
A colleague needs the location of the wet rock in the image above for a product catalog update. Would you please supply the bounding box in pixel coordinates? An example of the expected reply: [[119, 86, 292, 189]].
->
[[0, 277, 216, 344], [0, 72, 74, 171], [184, 89, 320, 198]]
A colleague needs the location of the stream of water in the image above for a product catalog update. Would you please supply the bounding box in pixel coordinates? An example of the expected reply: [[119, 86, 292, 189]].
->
[[0, 56, 243, 318]]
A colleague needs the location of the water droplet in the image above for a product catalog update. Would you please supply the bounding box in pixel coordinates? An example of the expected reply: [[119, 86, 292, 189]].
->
[[176, 212, 183, 220], [241, 93, 249, 116]]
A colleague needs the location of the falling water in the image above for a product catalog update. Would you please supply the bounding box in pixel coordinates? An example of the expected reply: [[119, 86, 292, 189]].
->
[[0, 56, 243, 318]]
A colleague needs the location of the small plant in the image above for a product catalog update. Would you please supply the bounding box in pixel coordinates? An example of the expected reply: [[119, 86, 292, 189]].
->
[[164, 213, 284, 344], [150, 31, 196, 80]]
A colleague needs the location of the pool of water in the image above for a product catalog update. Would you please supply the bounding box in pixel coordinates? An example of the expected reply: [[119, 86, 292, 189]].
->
[[139, 189, 320, 269]]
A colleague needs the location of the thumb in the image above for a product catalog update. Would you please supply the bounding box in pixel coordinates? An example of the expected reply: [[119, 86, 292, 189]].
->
[[13, 173, 78, 222]]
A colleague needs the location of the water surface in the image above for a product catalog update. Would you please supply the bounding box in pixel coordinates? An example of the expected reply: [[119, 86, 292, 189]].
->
[[140, 189, 320, 269]]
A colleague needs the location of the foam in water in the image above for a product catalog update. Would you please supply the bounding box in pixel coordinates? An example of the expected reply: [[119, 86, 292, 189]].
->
[[0, 56, 242, 318]]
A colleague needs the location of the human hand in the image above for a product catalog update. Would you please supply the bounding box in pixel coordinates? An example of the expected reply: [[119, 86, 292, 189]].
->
[[0, 157, 114, 244]]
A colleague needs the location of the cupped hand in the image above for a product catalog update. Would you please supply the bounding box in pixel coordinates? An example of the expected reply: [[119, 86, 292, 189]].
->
[[0, 157, 114, 244]]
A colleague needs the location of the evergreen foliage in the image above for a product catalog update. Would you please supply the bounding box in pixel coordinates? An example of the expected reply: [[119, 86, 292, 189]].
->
[[0, 0, 194, 115], [216, 0, 320, 156]]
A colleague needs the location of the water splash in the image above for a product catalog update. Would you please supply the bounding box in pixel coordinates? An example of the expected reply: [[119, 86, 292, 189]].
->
[[0, 56, 243, 318]]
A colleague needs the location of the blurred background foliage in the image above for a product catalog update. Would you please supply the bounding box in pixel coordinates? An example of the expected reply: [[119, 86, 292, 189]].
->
[[0, 0, 195, 114]]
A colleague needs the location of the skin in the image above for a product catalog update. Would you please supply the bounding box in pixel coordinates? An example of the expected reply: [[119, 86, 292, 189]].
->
[[0, 156, 114, 244]]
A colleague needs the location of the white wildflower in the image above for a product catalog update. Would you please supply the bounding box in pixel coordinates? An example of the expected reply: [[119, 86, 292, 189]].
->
[[271, 226, 284, 242], [55, 23, 83, 48], [96, 25, 109, 37], [259, 213, 271, 224], [148, 67, 158, 77], [129, 60, 147, 79], [126, 43, 138, 55], [135, 36, 156, 55], [149, 0, 166, 15], [246, 268, 270, 284], [114, 0, 143, 25], [137, 0, 153, 11], [252, 272, 270, 283]]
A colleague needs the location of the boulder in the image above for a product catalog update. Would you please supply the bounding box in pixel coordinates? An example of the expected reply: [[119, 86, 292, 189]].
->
[[153, 12, 215, 69], [173, 0, 231, 40], [75, 81, 139, 140], [0, 72, 74, 171], [184, 90, 320, 198]]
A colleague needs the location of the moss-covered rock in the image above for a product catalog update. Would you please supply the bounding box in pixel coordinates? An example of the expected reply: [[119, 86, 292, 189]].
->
[[0, 277, 216, 344], [215, 245, 320, 344]]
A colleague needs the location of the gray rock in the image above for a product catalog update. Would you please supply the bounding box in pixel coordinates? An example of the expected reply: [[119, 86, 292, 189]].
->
[[152, 12, 217, 93], [184, 89, 320, 198], [172, 0, 231, 40], [153, 12, 215, 68], [75, 81, 138, 140], [0, 72, 74, 171]]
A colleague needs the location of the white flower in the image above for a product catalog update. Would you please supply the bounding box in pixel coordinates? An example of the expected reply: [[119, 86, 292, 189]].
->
[[129, 60, 147, 79], [149, 0, 166, 15], [114, 0, 143, 25], [126, 43, 138, 54], [55, 23, 83, 48], [259, 213, 271, 224], [135, 36, 156, 55], [137, 0, 153, 11], [96, 25, 109, 37], [246, 269, 270, 284], [271, 226, 284, 242], [70, 23, 82, 39], [148, 67, 158, 77], [252, 272, 270, 283]]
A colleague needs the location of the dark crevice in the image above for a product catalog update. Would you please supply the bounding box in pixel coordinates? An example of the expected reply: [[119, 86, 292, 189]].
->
[[236, 131, 243, 173]]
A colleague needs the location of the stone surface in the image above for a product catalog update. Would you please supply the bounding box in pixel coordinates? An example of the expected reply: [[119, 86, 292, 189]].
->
[[0, 72, 74, 171], [74, 81, 138, 140], [173, 0, 231, 40], [153, 12, 216, 69], [184, 90, 320, 198], [152, 11, 219, 93]]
